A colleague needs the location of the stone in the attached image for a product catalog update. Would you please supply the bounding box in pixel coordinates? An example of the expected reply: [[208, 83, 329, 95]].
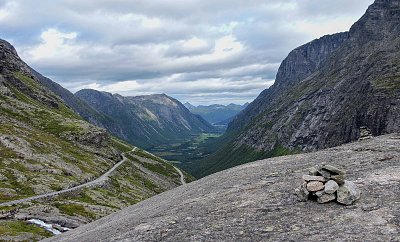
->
[[324, 180, 339, 194], [317, 193, 336, 204], [337, 181, 360, 205], [302, 175, 327, 182], [295, 182, 309, 202], [317, 169, 331, 179], [321, 165, 345, 175], [331, 175, 345, 185], [315, 191, 325, 197], [306, 181, 324, 192], [308, 167, 319, 176]]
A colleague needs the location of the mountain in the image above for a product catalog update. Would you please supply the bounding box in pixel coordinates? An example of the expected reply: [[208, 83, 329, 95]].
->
[[194, 0, 400, 177], [0, 39, 190, 241], [75, 90, 216, 149], [46, 134, 400, 241], [184, 102, 248, 125]]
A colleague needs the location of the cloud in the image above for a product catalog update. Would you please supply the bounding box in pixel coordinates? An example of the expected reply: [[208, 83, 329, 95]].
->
[[0, 0, 375, 105]]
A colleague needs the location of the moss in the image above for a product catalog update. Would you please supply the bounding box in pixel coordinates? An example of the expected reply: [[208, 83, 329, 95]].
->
[[0, 220, 52, 238], [54, 203, 96, 220]]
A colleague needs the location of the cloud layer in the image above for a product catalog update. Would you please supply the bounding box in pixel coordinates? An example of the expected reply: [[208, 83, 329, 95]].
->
[[0, 0, 374, 105]]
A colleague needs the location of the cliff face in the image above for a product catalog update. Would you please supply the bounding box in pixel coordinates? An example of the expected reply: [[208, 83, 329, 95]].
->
[[228, 32, 349, 132], [75, 89, 216, 149], [196, 0, 400, 177], [46, 134, 400, 242]]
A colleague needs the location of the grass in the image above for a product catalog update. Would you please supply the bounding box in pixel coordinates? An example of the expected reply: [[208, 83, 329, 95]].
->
[[195, 142, 297, 178], [14, 72, 40, 90], [0, 220, 52, 238], [133, 149, 165, 163], [54, 203, 96, 220], [110, 138, 133, 153]]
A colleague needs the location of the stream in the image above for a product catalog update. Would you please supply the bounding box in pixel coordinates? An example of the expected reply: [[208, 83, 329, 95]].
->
[[27, 219, 71, 235]]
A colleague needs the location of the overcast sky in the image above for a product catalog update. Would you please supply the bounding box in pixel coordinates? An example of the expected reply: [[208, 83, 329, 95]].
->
[[0, 0, 374, 105]]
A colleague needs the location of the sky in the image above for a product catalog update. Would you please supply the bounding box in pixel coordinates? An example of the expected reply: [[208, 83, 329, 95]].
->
[[0, 0, 374, 105]]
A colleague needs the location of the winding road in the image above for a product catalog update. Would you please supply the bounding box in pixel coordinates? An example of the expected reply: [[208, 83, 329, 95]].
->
[[0, 148, 136, 207], [174, 167, 186, 185]]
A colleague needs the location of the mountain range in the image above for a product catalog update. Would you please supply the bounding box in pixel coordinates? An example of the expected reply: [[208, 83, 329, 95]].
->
[[193, 0, 400, 177], [74, 90, 216, 149], [184, 102, 248, 125]]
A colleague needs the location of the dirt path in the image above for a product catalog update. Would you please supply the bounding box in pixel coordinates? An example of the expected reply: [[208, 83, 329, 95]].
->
[[0, 148, 136, 207]]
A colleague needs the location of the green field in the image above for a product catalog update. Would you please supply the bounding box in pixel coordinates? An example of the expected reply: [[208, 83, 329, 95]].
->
[[148, 132, 223, 175]]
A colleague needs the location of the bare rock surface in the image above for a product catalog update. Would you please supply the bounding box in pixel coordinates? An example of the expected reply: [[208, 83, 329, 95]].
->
[[47, 134, 400, 242]]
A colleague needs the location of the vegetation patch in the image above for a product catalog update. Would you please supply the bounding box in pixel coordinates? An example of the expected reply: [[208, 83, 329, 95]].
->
[[372, 75, 400, 90], [54, 203, 96, 220], [0, 220, 52, 238]]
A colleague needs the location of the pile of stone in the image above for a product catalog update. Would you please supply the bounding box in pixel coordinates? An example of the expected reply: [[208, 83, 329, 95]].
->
[[359, 126, 373, 140], [295, 165, 360, 205]]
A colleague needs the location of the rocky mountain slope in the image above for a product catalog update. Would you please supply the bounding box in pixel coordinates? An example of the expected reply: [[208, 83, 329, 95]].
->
[[0, 39, 191, 241], [184, 102, 248, 125], [195, 0, 400, 177], [75, 90, 216, 149], [47, 134, 400, 241]]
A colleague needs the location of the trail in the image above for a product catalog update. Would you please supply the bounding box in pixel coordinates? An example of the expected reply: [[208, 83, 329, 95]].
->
[[0, 148, 136, 207]]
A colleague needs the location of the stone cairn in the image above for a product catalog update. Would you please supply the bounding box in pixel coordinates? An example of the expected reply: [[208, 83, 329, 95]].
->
[[359, 126, 372, 141], [295, 165, 360, 205]]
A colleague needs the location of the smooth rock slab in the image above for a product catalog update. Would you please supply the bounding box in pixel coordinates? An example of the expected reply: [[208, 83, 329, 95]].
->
[[337, 181, 360, 205], [306, 181, 324, 192], [317, 193, 336, 204], [324, 180, 339, 194]]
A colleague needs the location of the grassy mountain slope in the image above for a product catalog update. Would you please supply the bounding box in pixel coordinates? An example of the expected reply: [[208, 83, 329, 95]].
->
[[0, 39, 191, 241]]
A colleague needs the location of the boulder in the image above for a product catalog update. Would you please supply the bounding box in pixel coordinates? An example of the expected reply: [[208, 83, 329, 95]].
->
[[331, 175, 345, 185], [321, 165, 344, 175], [317, 169, 331, 179], [317, 193, 336, 204], [324, 180, 339, 194], [337, 181, 360, 205], [306, 181, 324, 192], [294, 182, 309, 202]]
